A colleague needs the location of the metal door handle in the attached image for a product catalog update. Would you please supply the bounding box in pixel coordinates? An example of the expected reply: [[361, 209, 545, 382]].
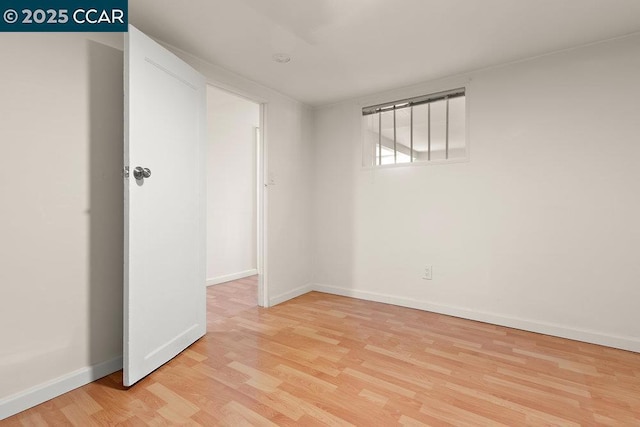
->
[[133, 166, 152, 180]]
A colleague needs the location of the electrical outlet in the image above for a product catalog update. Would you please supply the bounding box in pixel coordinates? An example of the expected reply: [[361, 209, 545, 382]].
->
[[422, 265, 433, 280]]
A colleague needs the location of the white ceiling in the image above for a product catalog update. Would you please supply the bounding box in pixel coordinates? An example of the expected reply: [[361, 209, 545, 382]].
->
[[129, 0, 640, 106]]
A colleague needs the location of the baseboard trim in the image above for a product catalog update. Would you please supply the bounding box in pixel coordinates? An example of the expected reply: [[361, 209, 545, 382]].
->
[[206, 269, 258, 286], [269, 283, 312, 307], [0, 356, 123, 421], [312, 284, 640, 353]]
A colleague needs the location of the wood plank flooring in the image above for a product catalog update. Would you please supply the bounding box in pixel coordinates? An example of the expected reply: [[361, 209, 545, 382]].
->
[[4, 276, 640, 425]]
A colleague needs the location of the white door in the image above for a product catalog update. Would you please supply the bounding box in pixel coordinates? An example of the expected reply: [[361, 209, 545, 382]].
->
[[124, 25, 207, 387]]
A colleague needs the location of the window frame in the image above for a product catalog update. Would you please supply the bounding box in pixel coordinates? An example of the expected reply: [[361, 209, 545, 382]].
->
[[360, 82, 471, 170]]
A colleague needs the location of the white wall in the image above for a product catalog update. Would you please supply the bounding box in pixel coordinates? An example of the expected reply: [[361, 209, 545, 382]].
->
[[312, 34, 640, 352], [206, 86, 259, 284], [0, 33, 124, 418], [166, 45, 314, 306]]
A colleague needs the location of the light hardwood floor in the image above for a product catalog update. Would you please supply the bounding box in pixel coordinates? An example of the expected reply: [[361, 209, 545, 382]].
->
[[4, 276, 640, 425]]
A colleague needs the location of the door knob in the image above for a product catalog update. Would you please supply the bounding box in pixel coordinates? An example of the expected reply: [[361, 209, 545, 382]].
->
[[133, 166, 152, 180]]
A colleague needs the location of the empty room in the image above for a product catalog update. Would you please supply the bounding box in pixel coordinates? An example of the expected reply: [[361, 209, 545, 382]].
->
[[1, 0, 639, 425]]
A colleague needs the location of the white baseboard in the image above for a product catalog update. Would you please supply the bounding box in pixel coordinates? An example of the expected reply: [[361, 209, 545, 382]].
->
[[269, 283, 313, 307], [312, 284, 640, 353], [0, 356, 123, 421], [206, 269, 258, 286]]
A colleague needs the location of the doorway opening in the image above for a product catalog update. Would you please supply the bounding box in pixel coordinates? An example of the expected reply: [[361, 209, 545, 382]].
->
[[205, 85, 265, 309]]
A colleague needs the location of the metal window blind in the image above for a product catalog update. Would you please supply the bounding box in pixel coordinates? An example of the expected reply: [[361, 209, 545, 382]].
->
[[362, 87, 465, 116]]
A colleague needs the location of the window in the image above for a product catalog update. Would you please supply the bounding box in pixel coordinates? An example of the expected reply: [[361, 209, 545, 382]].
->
[[362, 88, 466, 167]]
